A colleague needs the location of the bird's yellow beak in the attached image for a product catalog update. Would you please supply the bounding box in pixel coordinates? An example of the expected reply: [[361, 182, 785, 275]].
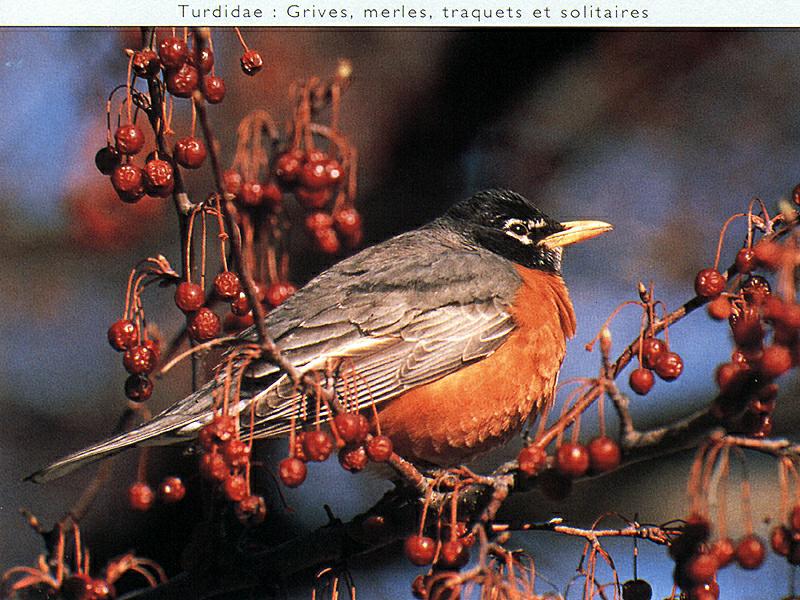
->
[[540, 220, 613, 250]]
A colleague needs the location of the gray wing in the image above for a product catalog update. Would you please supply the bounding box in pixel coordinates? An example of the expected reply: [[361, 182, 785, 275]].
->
[[243, 297, 517, 438]]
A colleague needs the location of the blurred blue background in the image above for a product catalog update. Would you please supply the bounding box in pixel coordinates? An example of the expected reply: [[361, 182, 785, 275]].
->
[[1, 28, 799, 598]]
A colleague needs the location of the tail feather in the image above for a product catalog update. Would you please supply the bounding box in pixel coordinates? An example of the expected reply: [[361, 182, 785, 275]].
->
[[28, 383, 219, 483]]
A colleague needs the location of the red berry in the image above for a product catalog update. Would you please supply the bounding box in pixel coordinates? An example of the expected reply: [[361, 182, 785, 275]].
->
[[166, 63, 199, 98], [238, 180, 263, 207], [742, 274, 771, 306], [240, 49, 263, 75], [174, 281, 205, 313], [223, 169, 242, 195], [158, 476, 186, 503], [188, 307, 221, 341], [404, 535, 436, 566], [629, 367, 655, 395], [192, 47, 214, 73], [95, 145, 121, 175], [710, 537, 735, 568], [555, 442, 590, 478], [222, 439, 251, 468], [333, 413, 369, 444], [437, 539, 469, 569], [123, 344, 156, 375], [640, 337, 665, 369], [114, 124, 146, 155], [305, 211, 334, 234], [124, 374, 153, 402], [200, 415, 237, 447], [214, 271, 241, 300], [202, 75, 226, 104], [706, 296, 732, 320], [338, 445, 368, 472], [223, 474, 248, 502], [278, 456, 307, 487], [174, 136, 207, 169], [694, 268, 726, 298], [108, 319, 138, 351], [132, 49, 160, 77], [688, 582, 719, 600], [299, 156, 332, 189], [323, 159, 343, 184], [265, 281, 296, 307], [753, 240, 784, 270], [142, 338, 160, 362], [735, 247, 757, 274], [760, 344, 792, 378], [313, 227, 341, 254], [230, 291, 252, 316], [128, 481, 154, 511], [587, 436, 621, 473], [111, 164, 145, 203], [274, 149, 305, 184], [144, 158, 174, 197], [771, 525, 791, 556], [685, 552, 717, 584], [735, 534, 765, 569], [517, 444, 546, 476], [235, 494, 267, 525], [296, 186, 332, 209], [366, 435, 393, 462], [158, 36, 188, 69], [303, 430, 334, 462], [333, 208, 362, 237], [199, 452, 228, 481], [654, 351, 683, 381]]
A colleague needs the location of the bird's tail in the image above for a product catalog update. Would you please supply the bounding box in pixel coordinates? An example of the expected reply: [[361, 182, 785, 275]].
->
[[28, 382, 220, 483]]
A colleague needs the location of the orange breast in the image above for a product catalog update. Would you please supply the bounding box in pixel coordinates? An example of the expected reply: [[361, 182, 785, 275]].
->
[[377, 266, 576, 466]]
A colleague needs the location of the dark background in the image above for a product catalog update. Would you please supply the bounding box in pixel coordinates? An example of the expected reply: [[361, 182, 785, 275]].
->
[[1, 28, 800, 598]]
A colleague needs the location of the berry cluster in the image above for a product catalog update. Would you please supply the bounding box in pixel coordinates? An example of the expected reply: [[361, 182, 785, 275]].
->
[[107, 318, 161, 402], [278, 413, 394, 488], [704, 239, 800, 437], [669, 514, 764, 599], [629, 335, 684, 396], [406, 519, 476, 598], [96, 30, 262, 205], [516, 436, 621, 499], [197, 414, 267, 526]]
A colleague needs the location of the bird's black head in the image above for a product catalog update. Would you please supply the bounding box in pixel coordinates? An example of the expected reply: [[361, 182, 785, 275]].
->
[[440, 189, 612, 273]]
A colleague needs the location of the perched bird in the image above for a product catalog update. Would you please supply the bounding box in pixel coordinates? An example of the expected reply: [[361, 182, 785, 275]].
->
[[31, 189, 611, 482]]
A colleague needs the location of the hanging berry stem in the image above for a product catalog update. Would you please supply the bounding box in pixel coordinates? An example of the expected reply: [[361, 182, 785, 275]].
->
[[712, 213, 746, 271]]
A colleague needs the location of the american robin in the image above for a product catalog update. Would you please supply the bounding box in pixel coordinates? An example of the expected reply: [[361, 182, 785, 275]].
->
[[31, 189, 611, 482]]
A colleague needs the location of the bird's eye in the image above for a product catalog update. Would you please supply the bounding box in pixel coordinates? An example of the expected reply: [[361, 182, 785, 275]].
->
[[508, 223, 528, 236]]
